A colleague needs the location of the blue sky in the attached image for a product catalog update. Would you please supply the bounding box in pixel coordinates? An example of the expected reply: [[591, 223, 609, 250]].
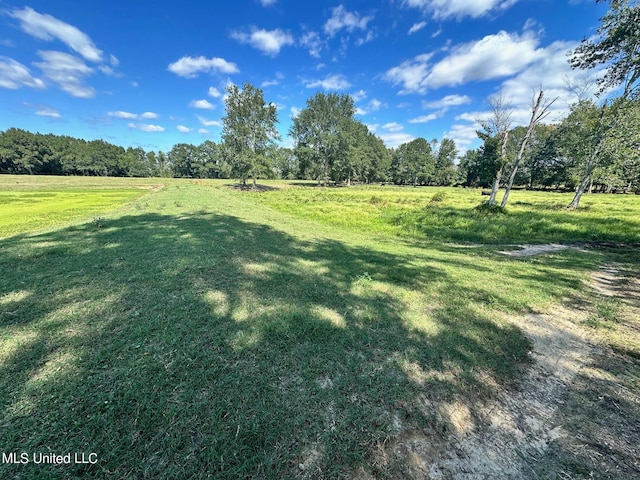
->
[[0, 0, 608, 153]]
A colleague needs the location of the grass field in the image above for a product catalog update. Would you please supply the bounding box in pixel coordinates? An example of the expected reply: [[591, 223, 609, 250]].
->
[[1, 175, 638, 479]]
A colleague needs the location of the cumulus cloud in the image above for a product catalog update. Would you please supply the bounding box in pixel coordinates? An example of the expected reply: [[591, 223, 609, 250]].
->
[[189, 99, 215, 109], [305, 73, 351, 90], [403, 0, 519, 20], [208, 86, 221, 98], [495, 40, 598, 123], [385, 31, 542, 93], [231, 28, 294, 56], [324, 5, 373, 36], [408, 22, 427, 35], [0, 56, 45, 90], [9, 7, 103, 62], [168, 56, 239, 78], [34, 50, 95, 98], [127, 123, 165, 132], [177, 125, 192, 133]]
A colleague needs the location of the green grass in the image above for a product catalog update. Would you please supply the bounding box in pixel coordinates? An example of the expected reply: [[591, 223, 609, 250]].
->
[[255, 185, 640, 244], [0, 176, 165, 238], [1, 177, 638, 479]]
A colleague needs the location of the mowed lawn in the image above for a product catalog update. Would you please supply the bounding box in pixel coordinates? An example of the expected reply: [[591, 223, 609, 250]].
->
[[1, 176, 638, 479]]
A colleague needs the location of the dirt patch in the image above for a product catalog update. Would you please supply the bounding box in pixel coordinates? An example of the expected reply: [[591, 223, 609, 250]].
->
[[387, 264, 640, 479], [497, 244, 588, 257]]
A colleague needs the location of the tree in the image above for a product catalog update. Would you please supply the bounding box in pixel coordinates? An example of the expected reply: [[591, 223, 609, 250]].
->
[[570, 0, 640, 99], [222, 82, 279, 187], [478, 95, 512, 205], [567, 0, 640, 207], [500, 90, 557, 207], [290, 92, 355, 186], [433, 138, 458, 186], [392, 138, 434, 186], [169, 143, 199, 178]]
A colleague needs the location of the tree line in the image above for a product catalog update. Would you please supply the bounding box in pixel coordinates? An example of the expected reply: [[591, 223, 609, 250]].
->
[[2, 90, 637, 196]]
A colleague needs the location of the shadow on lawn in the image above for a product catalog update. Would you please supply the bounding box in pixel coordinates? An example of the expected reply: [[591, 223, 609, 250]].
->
[[0, 212, 534, 479]]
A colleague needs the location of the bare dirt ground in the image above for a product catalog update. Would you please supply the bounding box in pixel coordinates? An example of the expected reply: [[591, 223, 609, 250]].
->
[[387, 249, 640, 479]]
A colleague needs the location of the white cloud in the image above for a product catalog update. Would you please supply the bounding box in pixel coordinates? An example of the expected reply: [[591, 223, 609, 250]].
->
[[208, 86, 221, 98], [259, 0, 277, 5], [368, 99, 383, 111], [128, 123, 165, 132], [324, 5, 374, 36], [36, 107, 61, 118], [0, 56, 45, 90], [196, 115, 221, 127], [352, 89, 367, 102], [305, 73, 351, 90], [34, 50, 95, 98], [409, 113, 438, 123], [109, 111, 159, 120], [290, 106, 301, 118], [383, 53, 433, 94], [379, 132, 416, 148], [408, 22, 427, 35], [385, 31, 542, 93], [300, 31, 324, 58], [9, 7, 103, 62], [403, 0, 519, 20], [189, 99, 215, 109], [198, 128, 210, 134], [382, 122, 404, 132], [231, 28, 293, 56], [109, 110, 138, 119], [168, 56, 239, 78], [422, 94, 472, 109], [177, 125, 192, 133], [445, 123, 480, 151], [495, 40, 599, 123], [427, 31, 542, 88]]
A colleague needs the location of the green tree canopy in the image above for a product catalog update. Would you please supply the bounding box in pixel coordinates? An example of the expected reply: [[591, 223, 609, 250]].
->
[[222, 82, 280, 187]]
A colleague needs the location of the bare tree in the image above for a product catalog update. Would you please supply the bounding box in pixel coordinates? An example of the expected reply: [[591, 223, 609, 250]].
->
[[500, 90, 557, 207], [479, 94, 512, 205]]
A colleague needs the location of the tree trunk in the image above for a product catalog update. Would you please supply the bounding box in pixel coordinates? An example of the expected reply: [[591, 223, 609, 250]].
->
[[567, 103, 608, 210], [501, 91, 547, 208], [568, 145, 600, 209], [488, 170, 502, 205]]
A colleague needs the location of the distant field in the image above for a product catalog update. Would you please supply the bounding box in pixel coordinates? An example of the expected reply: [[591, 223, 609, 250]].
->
[[0, 175, 166, 238], [1, 175, 638, 479]]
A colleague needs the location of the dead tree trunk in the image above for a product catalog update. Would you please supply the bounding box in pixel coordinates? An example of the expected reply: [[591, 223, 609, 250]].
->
[[501, 91, 556, 207]]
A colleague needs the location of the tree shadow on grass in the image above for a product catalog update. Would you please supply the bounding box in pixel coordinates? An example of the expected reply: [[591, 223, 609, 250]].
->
[[1, 212, 531, 479]]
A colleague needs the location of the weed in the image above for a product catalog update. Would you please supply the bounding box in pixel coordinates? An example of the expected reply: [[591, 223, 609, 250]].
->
[[473, 202, 507, 216], [430, 191, 447, 203]]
